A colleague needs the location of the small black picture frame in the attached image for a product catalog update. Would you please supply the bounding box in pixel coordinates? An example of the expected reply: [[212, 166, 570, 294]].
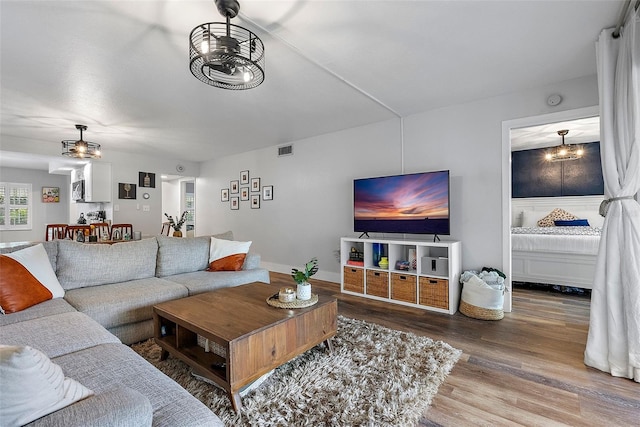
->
[[251, 177, 261, 192], [262, 185, 273, 201], [230, 196, 239, 210], [221, 188, 229, 202], [240, 170, 250, 185], [118, 183, 137, 199], [240, 187, 249, 201], [230, 180, 239, 194], [251, 194, 260, 209], [139, 172, 156, 188]]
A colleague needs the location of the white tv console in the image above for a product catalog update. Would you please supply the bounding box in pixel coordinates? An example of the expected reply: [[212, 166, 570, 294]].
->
[[340, 237, 462, 315]]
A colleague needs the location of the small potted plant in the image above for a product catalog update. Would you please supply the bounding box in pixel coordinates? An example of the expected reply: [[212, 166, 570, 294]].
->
[[164, 211, 188, 237], [291, 257, 318, 301]]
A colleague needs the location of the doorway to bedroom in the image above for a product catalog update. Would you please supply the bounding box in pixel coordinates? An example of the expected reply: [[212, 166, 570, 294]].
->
[[501, 106, 601, 312]]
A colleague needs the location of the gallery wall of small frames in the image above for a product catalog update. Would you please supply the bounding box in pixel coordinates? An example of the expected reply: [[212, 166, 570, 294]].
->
[[221, 170, 273, 210]]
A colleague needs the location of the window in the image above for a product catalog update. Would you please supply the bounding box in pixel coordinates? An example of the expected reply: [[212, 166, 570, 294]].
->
[[0, 183, 32, 230]]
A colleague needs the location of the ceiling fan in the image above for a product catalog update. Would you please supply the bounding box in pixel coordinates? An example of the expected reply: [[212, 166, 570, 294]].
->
[[189, 0, 265, 89]]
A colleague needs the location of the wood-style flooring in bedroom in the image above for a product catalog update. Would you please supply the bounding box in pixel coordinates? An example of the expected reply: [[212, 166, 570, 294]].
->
[[268, 272, 639, 426]]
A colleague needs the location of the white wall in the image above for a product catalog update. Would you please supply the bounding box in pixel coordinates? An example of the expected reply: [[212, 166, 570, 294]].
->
[[162, 179, 180, 225], [196, 75, 600, 283], [105, 153, 200, 237], [0, 167, 69, 243], [197, 119, 402, 282]]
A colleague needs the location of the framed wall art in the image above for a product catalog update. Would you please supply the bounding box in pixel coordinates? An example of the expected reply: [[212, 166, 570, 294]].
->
[[230, 196, 239, 210], [262, 185, 273, 201], [139, 172, 156, 188], [251, 194, 260, 209], [221, 188, 229, 202], [118, 183, 136, 199], [241, 187, 249, 201], [251, 177, 261, 192], [42, 187, 60, 203], [230, 180, 239, 194], [240, 170, 249, 185]]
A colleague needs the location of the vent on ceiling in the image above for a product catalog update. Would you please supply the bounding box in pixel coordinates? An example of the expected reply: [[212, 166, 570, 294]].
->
[[278, 145, 293, 157]]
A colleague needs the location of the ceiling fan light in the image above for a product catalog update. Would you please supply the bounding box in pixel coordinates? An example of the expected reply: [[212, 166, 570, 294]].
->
[[61, 125, 102, 159], [243, 68, 251, 82], [189, 0, 264, 90], [545, 129, 584, 162], [200, 28, 211, 54]]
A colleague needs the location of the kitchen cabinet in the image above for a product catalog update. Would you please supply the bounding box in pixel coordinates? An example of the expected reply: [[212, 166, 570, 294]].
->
[[72, 162, 112, 202]]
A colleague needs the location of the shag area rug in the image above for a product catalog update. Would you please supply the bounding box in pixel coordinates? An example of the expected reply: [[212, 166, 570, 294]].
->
[[131, 316, 461, 426]]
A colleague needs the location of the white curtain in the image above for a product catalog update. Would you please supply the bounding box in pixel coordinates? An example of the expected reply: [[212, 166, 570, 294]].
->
[[584, 6, 640, 382]]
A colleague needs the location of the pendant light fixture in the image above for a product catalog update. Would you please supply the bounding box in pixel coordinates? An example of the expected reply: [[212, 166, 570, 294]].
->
[[545, 130, 584, 162], [189, 0, 265, 89], [61, 124, 101, 159]]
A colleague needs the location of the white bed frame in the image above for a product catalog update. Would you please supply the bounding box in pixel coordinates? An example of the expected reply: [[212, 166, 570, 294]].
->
[[510, 196, 603, 289]]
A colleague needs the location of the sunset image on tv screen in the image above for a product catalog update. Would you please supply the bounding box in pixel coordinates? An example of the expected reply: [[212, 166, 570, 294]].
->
[[354, 171, 449, 235]]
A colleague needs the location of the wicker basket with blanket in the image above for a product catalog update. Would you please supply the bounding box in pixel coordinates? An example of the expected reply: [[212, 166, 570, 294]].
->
[[459, 269, 506, 320]]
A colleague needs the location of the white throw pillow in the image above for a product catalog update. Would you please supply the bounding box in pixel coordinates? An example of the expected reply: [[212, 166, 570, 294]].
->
[[521, 210, 544, 228], [572, 210, 604, 228], [0, 345, 94, 426], [208, 237, 252, 271]]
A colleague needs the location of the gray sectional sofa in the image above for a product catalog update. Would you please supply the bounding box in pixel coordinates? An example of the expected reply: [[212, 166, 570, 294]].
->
[[0, 233, 270, 426]]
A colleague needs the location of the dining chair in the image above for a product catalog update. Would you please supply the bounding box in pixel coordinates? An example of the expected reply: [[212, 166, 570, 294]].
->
[[45, 224, 67, 241], [66, 225, 92, 241], [92, 222, 111, 240], [110, 224, 133, 240], [161, 222, 171, 236]]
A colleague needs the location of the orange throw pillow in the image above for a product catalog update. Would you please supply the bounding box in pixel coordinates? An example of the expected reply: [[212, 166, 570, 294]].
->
[[0, 244, 65, 314], [0, 257, 53, 314], [208, 237, 252, 272]]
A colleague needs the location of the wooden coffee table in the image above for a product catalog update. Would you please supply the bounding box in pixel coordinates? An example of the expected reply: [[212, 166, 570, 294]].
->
[[153, 282, 337, 411]]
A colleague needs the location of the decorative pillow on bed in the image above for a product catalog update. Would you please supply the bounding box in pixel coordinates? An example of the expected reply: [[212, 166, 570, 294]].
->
[[0, 244, 65, 314], [537, 208, 578, 227], [208, 237, 252, 271], [0, 345, 94, 426], [554, 219, 590, 227], [573, 210, 605, 228], [521, 210, 544, 228]]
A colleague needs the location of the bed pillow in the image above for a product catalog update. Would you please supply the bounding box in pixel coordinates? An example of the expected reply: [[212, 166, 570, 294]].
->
[[0, 244, 65, 314], [572, 210, 604, 228], [537, 208, 578, 227], [554, 219, 590, 227], [0, 345, 94, 426], [208, 237, 252, 271], [521, 210, 545, 228]]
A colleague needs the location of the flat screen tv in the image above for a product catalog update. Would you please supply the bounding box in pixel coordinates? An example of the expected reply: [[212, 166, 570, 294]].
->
[[354, 170, 450, 236]]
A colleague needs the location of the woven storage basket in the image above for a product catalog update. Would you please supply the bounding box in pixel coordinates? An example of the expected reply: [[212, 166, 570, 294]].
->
[[459, 299, 504, 320], [459, 272, 504, 320]]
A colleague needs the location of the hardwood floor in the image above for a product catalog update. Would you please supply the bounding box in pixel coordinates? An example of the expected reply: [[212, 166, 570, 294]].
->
[[269, 272, 639, 426]]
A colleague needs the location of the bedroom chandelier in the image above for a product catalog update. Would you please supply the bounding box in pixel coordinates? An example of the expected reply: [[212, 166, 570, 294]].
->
[[189, 0, 265, 90], [545, 130, 584, 162], [61, 125, 101, 159]]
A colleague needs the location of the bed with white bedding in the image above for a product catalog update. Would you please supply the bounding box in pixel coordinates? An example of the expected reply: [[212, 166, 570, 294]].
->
[[511, 226, 601, 289], [510, 197, 604, 290]]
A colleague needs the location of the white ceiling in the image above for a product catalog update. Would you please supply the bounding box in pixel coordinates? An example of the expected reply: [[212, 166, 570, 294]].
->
[[0, 1, 622, 170], [511, 116, 601, 151]]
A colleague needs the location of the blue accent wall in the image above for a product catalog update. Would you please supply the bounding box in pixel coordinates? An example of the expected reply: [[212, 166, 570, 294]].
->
[[512, 142, 604, 198]]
